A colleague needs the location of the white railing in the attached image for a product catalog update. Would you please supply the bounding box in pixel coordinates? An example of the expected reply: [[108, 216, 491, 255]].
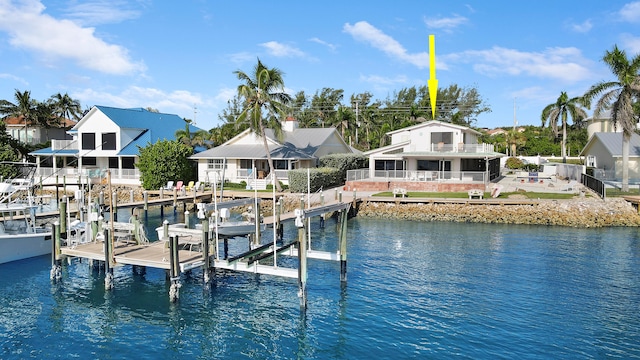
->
[[428, 143, 495, 153], [51, 139, 78, 151], [347, 169, 487, 183]]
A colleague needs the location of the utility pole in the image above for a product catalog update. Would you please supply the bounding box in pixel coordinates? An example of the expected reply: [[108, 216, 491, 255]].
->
[[355, 101, 359, 145], [193, 104, 198, 126]]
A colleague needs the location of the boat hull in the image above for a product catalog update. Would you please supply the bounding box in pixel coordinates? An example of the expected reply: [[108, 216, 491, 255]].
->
[[0, 232, 52, 265]]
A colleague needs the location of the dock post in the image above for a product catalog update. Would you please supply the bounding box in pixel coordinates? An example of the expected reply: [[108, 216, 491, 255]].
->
[[275, 197, 283, 241], [168, 235, 181, 302], [202, 219, 211, 285], [184, 210, 189, 228], [99, 191, 104, 206], [252, 198, 261, 247], [59, 198, 67, 239], [160, 188, 164, 198], [339, 209, 348, 282], [91, 201, 99, 241], [112, 191, 118, 222], [63, 175, 67, 195], [173, 187, 177, 212], [295, 208, 307, 309], [104, 228, 114, 290], [132, 214, 140, 244], [50, 221, 62, 282], [129, 189, 134, 203], [339, 191, 343, 203], [143, 191, 148, 213], [55, 175, 60, 206], [320, 191, 325, 228], [193, 187, 197, 211]]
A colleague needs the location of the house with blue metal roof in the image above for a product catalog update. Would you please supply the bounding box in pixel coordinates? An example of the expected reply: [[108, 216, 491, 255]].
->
[[30, 106, 202, 185]]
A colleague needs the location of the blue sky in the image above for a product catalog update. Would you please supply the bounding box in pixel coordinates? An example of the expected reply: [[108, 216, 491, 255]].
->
[[1, 0, 639, 132]]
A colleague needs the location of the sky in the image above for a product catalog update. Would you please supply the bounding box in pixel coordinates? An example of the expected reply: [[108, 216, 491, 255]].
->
[[1, 0, 639, 132]]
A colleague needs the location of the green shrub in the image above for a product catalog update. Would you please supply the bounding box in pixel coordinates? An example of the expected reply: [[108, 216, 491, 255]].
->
[[288, 167, 342, 193], [505, 157, 524, 169], [319, 153, 368, 180]]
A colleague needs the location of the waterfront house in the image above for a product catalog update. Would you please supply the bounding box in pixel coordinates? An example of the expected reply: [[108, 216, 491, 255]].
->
[[4, 115, 75, 145], [346, 120, 504, 192], [580, 132, 640, 181], [29, 106, 202, 186], [190, 117, 355, 189]]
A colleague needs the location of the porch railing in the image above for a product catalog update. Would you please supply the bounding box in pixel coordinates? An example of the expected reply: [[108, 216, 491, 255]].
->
[[427, 143, 495, 153], [347, 169, 487, 183], [51, 139, 78, 151]]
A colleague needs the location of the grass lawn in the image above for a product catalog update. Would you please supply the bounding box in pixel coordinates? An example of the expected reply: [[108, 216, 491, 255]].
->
[[373, 191, 577, 200]]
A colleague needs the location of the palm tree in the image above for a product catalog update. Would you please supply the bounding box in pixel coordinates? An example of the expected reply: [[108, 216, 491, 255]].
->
[[505, 128, 527, 156], [0, 90, 38, 144], [541, 91, 588, 163], [583, 45, 640, 192], [48, 93, 82, 125], [234, 58, 291, 192]]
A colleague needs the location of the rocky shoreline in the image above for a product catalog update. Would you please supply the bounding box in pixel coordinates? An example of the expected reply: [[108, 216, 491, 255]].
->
[[356, 197, 640, 227]]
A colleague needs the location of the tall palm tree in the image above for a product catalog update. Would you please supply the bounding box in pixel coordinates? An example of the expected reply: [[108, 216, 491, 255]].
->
[[234, 58, 291, 192], [0, 90, 38, 144], [541, 91, 588, 163], [48, 92, 83, 125], [583, 45, 640, 192]]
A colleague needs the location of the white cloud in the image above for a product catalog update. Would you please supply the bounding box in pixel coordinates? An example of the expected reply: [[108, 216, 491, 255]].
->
[[63, 0, 142, 26], [619, 1, 640, 22], [423, 14, 468, 30], [309, 37, 337, 51], [359, 74, 408, 86], [0, 72, 28, 85], [621, 33, 640, 54], [343, 21, 435, 69], [451, 46, 591, 82], [260, 41, 306, 58], [0, 0, 145, 75], [569, 19, 593, 33]]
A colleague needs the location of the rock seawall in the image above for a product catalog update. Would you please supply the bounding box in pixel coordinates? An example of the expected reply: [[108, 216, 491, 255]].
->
[[356, 198, 640, 227]]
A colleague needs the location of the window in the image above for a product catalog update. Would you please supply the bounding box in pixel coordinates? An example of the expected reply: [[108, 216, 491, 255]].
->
[[108, 157, 118, 169], [431, 132, 453, 145], [417, 160, 439, 171], [374, 160, 405, 171], [82, 133, 95, 150], [82, 157, 97, 166], [207, 159, 227, 170], [121, 157, 135, 169], [273, 160, 287, 169], [239, 159, 252, 169], [102, 133, 116, 150]]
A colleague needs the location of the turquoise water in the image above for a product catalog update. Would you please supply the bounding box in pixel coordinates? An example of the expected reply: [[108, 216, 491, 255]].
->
[[1, 208, 640, 359]]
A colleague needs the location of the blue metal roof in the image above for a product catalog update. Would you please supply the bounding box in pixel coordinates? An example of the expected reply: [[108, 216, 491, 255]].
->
[[30, 148, 77, 156], [95, 106, 201, 141]]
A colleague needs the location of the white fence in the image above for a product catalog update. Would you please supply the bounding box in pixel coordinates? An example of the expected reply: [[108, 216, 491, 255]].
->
[[347, 169, 487, 183]]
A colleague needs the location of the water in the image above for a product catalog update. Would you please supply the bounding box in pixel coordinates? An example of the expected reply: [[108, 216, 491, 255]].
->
[[1, 207, 640, 359]]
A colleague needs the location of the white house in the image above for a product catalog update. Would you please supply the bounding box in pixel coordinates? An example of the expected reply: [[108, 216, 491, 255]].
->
[[190, 118, 356, 188], [580, 132, 640, 181], [30, 106, 202, 185], [347, 120, 504, 191]]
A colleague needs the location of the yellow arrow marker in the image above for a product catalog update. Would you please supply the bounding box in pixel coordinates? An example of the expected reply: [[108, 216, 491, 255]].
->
[[427, 34, 438, 119]]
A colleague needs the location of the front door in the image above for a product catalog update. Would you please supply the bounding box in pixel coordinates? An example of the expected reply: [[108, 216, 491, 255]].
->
[[440, 160, 451, 179]]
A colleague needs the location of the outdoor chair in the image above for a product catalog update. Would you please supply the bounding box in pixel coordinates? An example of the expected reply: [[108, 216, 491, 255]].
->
[[162, 180, 174, 190]]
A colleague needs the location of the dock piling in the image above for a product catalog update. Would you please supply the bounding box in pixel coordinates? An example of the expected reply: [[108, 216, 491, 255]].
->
[[295, 208, 308, 309], [169, 235, 181, 302], [339, 209, 348, 282], [104, 228, 114, 290], [50, 222, 62, 282]]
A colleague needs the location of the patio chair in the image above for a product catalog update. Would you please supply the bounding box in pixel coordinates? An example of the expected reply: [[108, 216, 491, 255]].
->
[[175, 181, 184, 192], [162, 180, 174, 190], [185, 181, 195, 191]]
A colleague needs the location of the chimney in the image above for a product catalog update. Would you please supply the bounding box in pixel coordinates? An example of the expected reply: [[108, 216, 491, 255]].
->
[[283, 116, 298, 132]]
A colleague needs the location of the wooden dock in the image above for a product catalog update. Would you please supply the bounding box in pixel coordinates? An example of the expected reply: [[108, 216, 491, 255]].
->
[[52, 197, 353, 308]]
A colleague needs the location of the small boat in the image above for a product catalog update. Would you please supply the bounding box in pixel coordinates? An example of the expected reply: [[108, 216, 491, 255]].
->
[[0, 162, 53, 264], [156, 204, 264, 241]]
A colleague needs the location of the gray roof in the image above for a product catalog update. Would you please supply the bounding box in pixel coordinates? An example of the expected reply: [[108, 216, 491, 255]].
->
[[587, 132, 640, 157], [192, 127, 346, 160]]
